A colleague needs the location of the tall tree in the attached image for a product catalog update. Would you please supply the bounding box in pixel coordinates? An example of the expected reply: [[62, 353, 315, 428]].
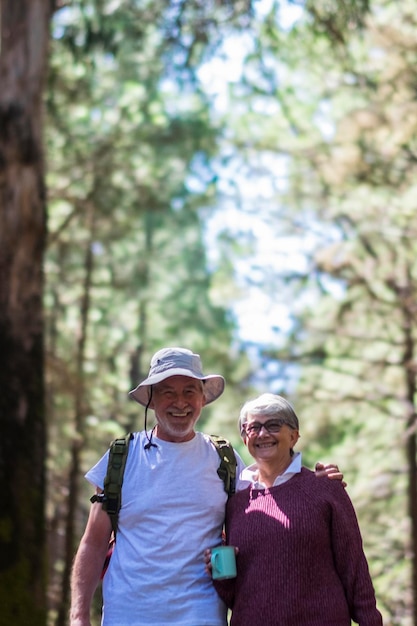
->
[[0, 1, 53, 624]]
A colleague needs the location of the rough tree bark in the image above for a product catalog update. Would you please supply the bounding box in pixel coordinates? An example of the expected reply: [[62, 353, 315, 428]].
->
[[0, 1, 52, 623], [400, 273, 417, 626]]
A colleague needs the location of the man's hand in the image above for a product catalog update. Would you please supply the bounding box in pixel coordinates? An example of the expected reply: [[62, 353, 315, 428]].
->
[[315, 462, 347, 488]]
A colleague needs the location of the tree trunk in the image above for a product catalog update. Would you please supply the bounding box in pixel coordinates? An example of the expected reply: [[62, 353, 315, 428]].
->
[[402, 282, 417, 626], [0, 1, 51, 623], [408, 427, 417, 626], [56, 201, 96, 626]]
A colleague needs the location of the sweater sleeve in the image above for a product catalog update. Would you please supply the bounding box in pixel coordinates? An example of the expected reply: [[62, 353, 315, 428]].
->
[[212, 577, 235, 609], [211, 493, 240, 610], [328, 483, 383, 626]]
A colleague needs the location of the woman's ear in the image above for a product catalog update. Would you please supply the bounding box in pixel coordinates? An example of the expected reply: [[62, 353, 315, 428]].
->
[[291, 429, 300, 447]]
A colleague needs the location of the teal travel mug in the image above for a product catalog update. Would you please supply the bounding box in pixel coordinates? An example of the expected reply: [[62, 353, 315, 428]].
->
[[211, 545, 237, 580]]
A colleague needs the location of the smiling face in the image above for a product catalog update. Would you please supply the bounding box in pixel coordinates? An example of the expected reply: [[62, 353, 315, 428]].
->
[[150, 375, 207, 443], [242, 413, 299, 463]]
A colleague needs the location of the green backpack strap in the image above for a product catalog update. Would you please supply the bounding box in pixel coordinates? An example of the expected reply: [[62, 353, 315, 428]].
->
[[102, 433, 133, 534], [209, 435, 237, 497]]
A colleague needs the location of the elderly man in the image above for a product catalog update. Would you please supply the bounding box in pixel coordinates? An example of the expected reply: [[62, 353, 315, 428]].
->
[[70, 347, 342, 626]]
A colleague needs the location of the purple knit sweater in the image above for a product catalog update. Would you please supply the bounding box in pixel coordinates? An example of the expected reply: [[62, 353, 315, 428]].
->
[[214, 467, 382, 626]]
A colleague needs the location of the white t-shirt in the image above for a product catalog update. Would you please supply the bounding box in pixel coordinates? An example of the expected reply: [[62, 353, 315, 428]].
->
[[86, 431, 246, 626]]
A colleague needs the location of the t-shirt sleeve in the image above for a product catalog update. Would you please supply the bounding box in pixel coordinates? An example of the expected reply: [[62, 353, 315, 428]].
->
[[85, 449, 110, 490]]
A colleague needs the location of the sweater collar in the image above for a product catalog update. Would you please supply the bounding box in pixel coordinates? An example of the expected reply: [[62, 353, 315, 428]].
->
[[238, 452, 302, 490]]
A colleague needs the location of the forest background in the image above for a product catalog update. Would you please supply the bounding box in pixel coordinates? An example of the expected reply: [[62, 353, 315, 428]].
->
[[1, 0, 416, 625]]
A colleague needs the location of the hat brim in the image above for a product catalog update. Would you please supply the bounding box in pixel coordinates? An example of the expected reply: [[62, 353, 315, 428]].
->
[[129, 369, 225, 407]]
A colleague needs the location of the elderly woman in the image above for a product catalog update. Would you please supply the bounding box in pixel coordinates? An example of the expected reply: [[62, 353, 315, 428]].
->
[[205, 393, 383, 626]]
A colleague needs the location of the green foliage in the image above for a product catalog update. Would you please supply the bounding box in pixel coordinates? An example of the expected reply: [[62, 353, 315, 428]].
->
[[43, 1, 417, 624], [46, 0, 236, 432]]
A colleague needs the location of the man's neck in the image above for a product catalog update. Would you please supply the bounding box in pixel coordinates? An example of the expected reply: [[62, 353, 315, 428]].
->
[[154, 425, 196, 443]]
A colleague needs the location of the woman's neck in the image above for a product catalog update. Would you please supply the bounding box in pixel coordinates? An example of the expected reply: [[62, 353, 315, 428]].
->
[[256, 455, 293, 488]]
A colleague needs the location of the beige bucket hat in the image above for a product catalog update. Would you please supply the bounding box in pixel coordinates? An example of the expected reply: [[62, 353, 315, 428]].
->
[[129, 347, 225, 407]]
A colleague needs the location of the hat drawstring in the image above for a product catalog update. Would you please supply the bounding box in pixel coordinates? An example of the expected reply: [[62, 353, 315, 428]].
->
[[144, 388, 157, 450]]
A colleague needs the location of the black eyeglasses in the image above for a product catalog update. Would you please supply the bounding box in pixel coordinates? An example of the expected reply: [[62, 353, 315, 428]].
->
[[242, 418, 289, 437]]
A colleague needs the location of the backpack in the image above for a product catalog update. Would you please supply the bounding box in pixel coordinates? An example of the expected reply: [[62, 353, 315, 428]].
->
[[90, 432, 237, 577]]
